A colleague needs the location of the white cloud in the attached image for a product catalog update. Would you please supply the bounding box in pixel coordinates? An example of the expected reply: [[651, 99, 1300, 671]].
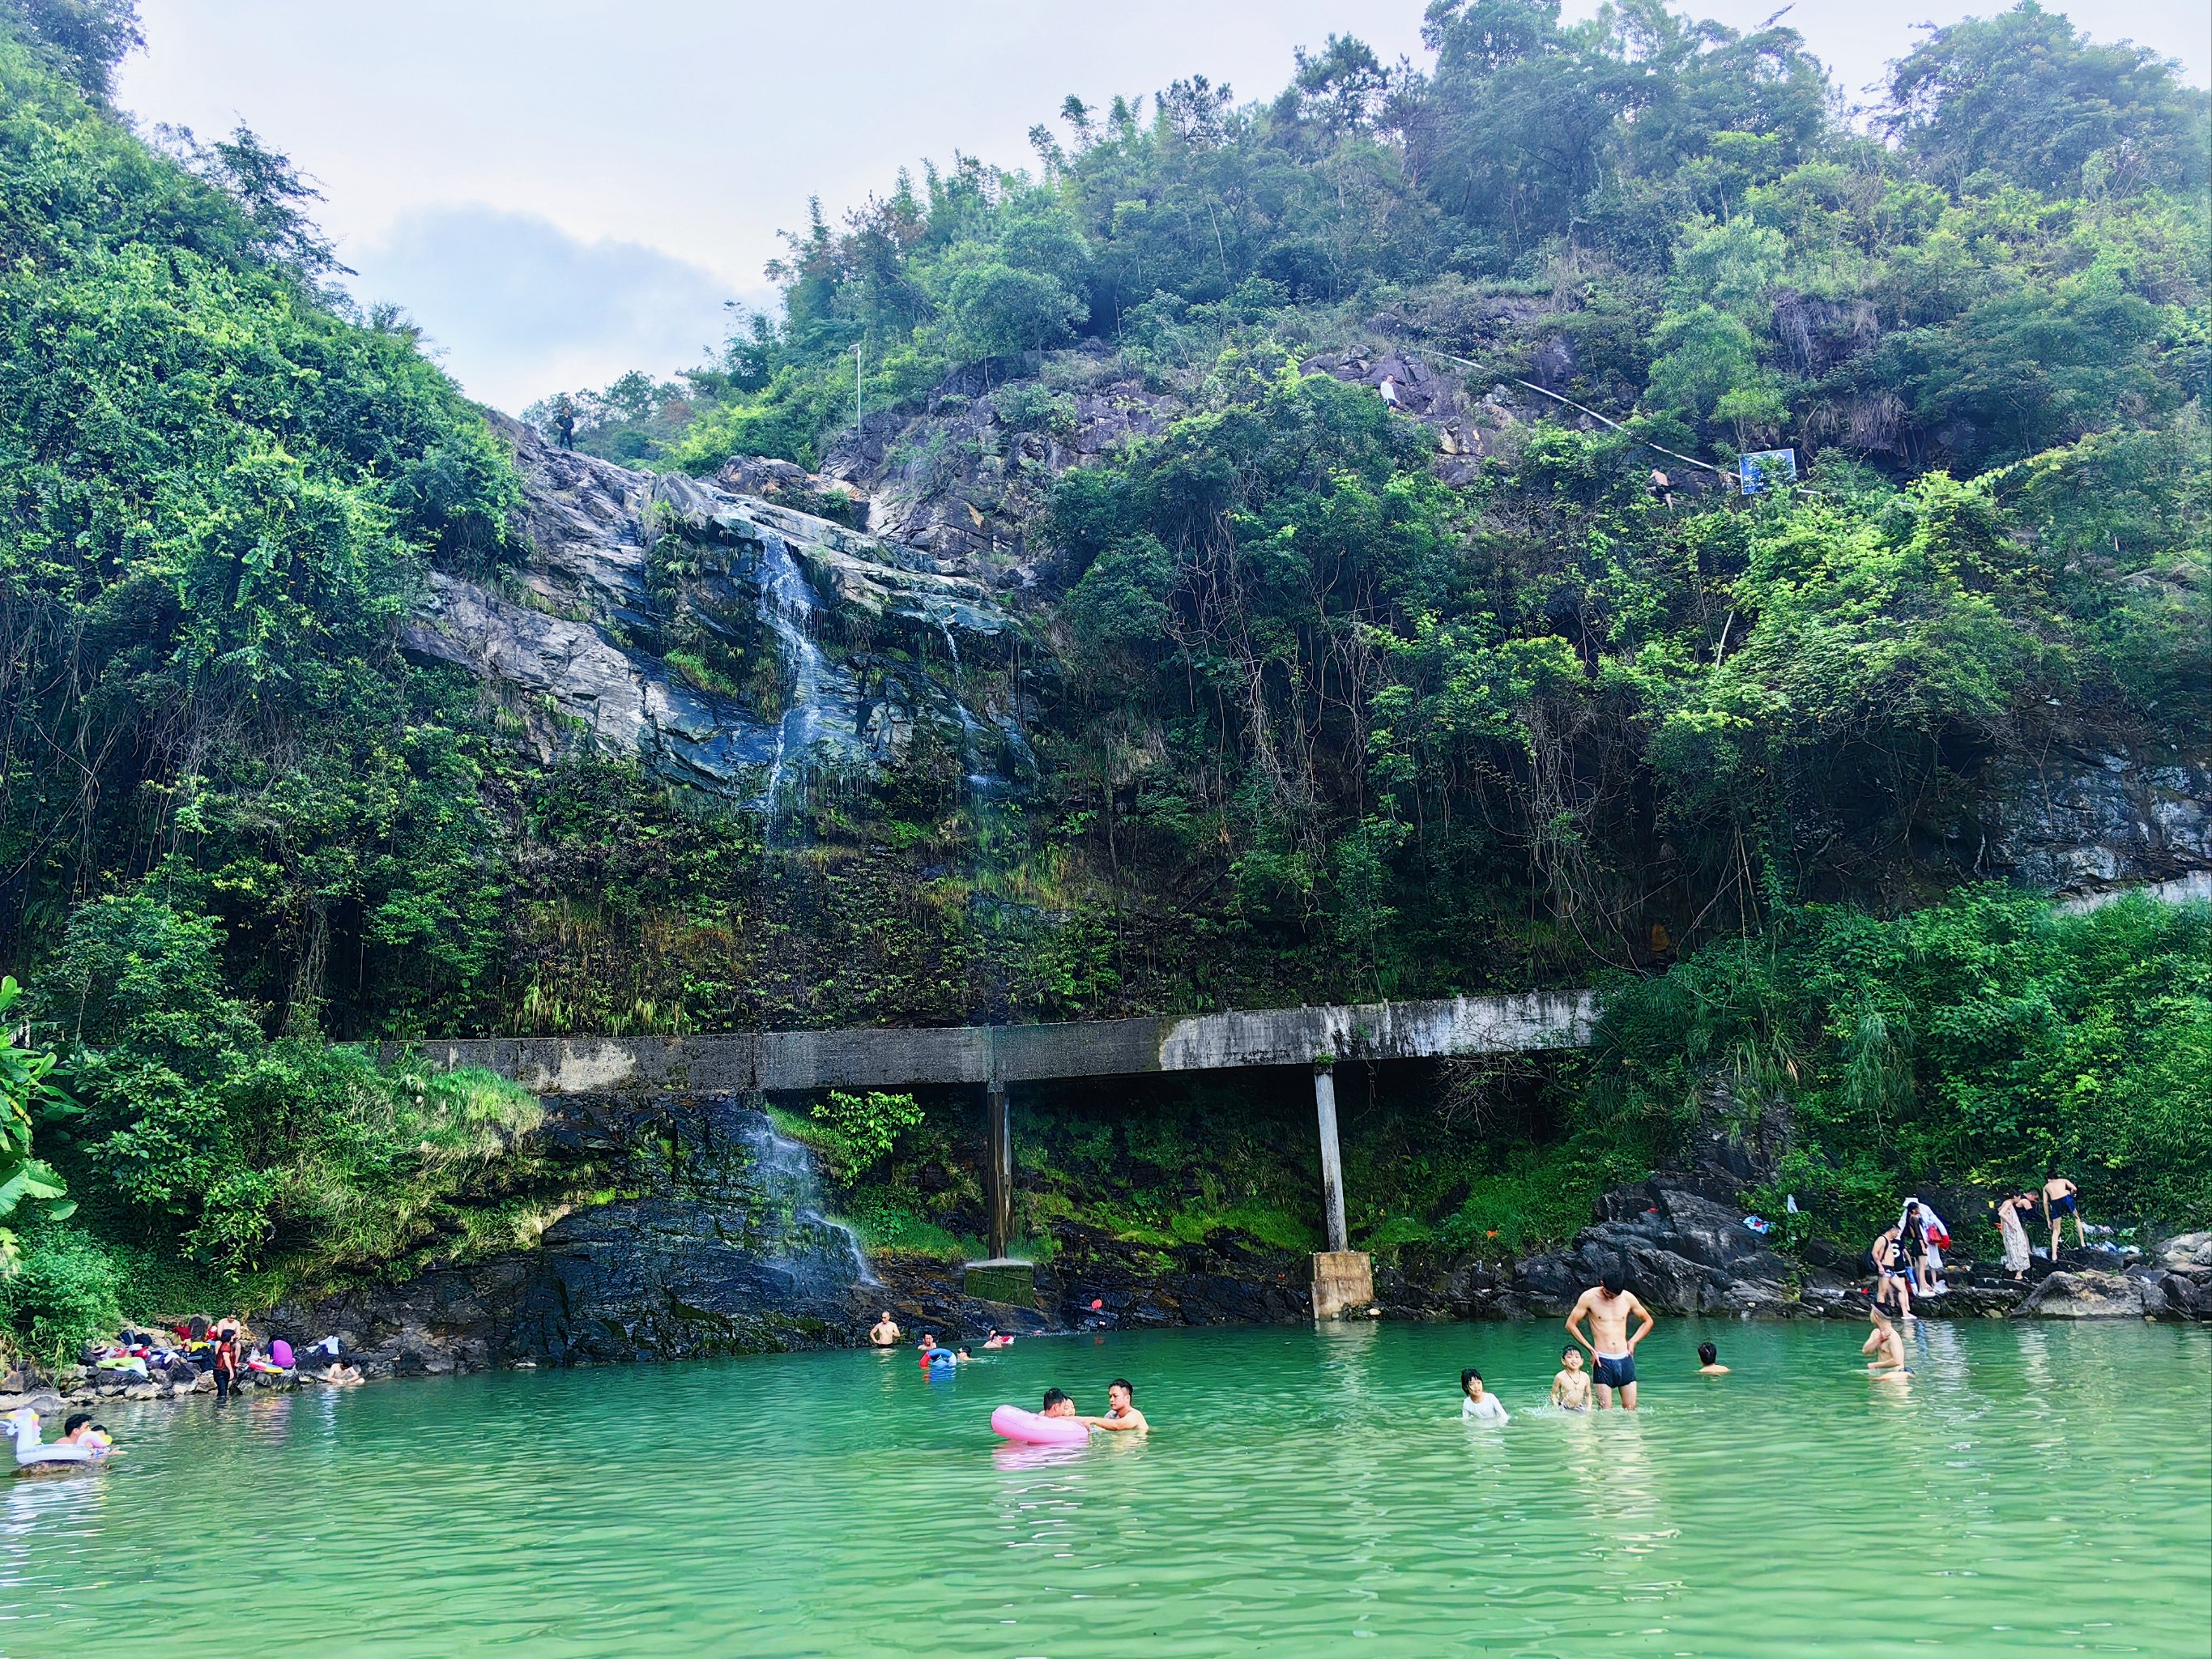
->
[[346, 206, 769, 413]]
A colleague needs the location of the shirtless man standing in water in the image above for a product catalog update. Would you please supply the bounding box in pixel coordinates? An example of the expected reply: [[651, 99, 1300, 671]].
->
[[1566, 1269, 1656, 1410], [867, 1311, 901, 1347], [1863, 1305, 1910, 1378]]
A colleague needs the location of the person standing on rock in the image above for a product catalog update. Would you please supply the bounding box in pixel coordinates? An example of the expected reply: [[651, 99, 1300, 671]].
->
[[1565, 1270, 1655, 1410], [1997, 1192, 2035, 1282], [1870, 1226, 1914, 1320], [552, 394, 578, 450], [2043, 1177, 2086, 1257]]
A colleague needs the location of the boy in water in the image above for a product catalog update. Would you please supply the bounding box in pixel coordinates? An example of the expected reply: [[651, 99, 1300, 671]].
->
[[1085, 1379, 1149, 1434], [1460, 1369, 1509, 1423], [1697, 1342, 1728, 1375], [1549, 1346, 1592, 1410], [1040, 1388, 1080, 1418]]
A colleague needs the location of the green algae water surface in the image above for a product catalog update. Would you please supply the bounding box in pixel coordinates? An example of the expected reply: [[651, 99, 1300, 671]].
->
[[4, 1319, 2205, 1656]]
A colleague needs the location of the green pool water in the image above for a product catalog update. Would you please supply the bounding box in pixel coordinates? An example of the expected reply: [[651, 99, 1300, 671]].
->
[[5, 1318, 2206, 1656]]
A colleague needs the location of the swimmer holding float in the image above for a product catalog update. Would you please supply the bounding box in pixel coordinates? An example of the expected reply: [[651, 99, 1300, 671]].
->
[[991, 1380, 1148, 1444]]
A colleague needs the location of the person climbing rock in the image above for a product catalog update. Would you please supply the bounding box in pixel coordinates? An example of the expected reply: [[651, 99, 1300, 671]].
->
[[2043, 1176, 2086, 1256]]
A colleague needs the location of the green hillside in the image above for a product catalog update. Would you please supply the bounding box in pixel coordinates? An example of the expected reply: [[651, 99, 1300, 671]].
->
[[0, 0, 2206, 1342]]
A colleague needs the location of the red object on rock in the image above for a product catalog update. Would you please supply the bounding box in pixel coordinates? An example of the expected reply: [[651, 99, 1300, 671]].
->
[[1090, 1299, 1104, 1311]]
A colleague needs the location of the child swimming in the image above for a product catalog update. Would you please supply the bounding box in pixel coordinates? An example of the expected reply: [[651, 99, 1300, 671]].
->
[[1549, 1346, 1592, 1410], [1460, 1369, 1509, 1424], [1697, 1342, 1729, 1375]]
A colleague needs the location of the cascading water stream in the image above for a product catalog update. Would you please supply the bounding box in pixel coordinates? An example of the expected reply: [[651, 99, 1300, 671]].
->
[[757, 529, 839, 825], [739, 1114, 880, 1288]]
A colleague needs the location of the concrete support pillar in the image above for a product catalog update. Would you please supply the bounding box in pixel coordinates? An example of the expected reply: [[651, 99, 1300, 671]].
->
[[1313, 1062, 1348, 1255], [985, 1080, 1012, 1261]]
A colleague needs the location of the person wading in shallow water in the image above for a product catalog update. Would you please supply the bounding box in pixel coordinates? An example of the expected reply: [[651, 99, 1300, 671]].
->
[[867, 1311, 901, 1347], [1085, 1379, 1149, 1435], [211, 1330, 240, 1402], [1565, 1270, 1656, 1410], [1863, 1305, 1910, 1379]]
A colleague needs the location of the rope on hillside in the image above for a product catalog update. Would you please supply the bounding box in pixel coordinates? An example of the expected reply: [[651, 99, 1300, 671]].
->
[[1412, 347, 1732, 479]]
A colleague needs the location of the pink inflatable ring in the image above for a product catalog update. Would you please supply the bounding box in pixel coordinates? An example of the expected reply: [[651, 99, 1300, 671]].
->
[[991, 1405, 1090, 1445]]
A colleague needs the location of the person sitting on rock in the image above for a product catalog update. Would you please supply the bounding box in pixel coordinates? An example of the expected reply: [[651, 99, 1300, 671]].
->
[[2043, 1177, 2086, 1257], [1870, 1226, 1914, 1320], [1550, 1346, 1592, 1410], [867, 1311, 901, 1347]]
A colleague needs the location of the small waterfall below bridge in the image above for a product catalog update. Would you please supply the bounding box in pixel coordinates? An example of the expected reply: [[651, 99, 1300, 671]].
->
[[740, 1112, 879, 1290]]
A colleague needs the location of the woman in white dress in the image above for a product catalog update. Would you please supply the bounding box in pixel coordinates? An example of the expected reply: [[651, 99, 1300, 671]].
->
[[1997, 1192, 2033, 1281]]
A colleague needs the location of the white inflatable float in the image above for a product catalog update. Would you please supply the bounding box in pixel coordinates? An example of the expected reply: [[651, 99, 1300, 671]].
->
[[3, 1407, 109, 1472]]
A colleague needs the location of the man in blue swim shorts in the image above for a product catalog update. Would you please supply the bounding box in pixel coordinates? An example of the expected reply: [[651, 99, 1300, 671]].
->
[[2042, 1176, 2086, 1257], [1566, 1269, 1656, 1410]]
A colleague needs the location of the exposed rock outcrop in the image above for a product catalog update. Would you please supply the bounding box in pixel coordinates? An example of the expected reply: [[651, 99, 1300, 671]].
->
[[2015, 1270, 2155, 1319], [1982, 748, 2212, 896], [401, 416, 1018, 803], [1508, 1181, 1809, 1316]]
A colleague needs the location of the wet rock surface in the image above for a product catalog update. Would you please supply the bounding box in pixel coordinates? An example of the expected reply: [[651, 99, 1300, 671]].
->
[[400, 415, 1016, 802]]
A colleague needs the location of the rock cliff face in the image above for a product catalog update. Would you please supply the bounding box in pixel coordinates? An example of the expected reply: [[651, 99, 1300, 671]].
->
[[401, 416, 1020, 804], [279, 1094, 880, 1369], [273, 1090, 1319, 1371], [1983, 748, 2212, 897]]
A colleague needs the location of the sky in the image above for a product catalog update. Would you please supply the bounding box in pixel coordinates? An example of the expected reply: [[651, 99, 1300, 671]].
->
[[113, 1, 2211, 414]]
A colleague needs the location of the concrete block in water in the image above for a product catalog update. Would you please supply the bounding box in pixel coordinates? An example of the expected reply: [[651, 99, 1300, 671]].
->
[[964, 1260, 1036, 1307], [1312, 1252, 1375, 1320]]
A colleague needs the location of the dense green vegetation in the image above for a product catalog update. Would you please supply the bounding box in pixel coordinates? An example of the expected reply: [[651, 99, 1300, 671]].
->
[[1595, 889, 2212, 1239], [0, 0, 2206, 1348]]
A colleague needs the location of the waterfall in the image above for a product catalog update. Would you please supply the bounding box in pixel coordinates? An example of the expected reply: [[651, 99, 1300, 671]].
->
[[739, 1114, 880, 1289], [757, 531, 831, 818]]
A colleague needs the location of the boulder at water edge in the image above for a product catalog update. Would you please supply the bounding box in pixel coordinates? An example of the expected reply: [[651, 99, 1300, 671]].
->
[[2016, 1271, 2150, 1318], [2158, 1232, 2212, 1272]]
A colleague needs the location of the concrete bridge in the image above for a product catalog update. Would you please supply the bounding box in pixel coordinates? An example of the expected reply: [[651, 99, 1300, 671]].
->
[[415, 988, 1599, 1312]]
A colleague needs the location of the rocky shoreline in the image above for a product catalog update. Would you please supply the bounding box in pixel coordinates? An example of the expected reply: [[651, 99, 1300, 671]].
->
[[11, 1192, 2204, 1427]]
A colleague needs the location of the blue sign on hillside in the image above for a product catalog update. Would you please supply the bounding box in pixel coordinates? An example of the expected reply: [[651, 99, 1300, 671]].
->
[[1738, 448, 1797, 494]]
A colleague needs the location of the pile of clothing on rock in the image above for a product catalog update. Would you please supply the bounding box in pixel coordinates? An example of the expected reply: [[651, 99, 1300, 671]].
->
[[84, 1316, 365, 1399]]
